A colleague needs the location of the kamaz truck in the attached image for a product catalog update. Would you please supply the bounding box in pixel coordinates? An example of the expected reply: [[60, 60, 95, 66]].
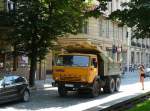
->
[[52, 39, 122, 97]]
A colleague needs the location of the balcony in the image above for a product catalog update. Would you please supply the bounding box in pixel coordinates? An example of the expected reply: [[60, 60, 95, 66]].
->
[[146, 45, 150, 49], [136, 43, 141, 47], [142, 44, 145, 48], [131, 41, 137, 46]]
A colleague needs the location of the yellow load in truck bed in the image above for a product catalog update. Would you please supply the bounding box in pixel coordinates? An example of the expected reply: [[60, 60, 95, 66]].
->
[[57, 37, 116, 63]]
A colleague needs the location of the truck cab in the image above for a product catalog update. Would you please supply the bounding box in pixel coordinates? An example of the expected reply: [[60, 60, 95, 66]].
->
[[53, 53, 98, 84]]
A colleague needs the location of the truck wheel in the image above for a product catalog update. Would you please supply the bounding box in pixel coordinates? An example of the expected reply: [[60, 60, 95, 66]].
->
[[58, 86, 67, 97], [103, 77, 115, 93], [90, 80, 100, 97], [115, 77, 121, 92]]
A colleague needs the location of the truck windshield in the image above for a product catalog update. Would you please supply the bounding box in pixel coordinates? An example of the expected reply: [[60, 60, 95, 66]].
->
[[56, 55, 89, 67]]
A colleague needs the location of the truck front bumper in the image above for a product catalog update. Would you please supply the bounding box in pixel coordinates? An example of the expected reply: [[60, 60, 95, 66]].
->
[[52, 81, 92, 90]]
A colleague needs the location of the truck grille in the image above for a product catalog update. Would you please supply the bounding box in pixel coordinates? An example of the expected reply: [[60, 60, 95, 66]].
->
[[60, 76, 81, 81]]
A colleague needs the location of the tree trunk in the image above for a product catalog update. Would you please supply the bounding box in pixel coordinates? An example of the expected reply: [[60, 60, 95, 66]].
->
[[13, 45, 18, 71], [39, 60, 42, 80], [29, 56, 37, 87], [13, 55, 18, 71]]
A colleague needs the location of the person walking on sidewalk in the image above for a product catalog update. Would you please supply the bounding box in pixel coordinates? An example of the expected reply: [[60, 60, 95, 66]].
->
[[139, 65, 145, 90]]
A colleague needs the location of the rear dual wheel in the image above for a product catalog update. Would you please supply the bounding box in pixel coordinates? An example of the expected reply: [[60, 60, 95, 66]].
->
[[103, 77, 115, 93], [115, 77, 121, 92], [103, 77, 121, 93]]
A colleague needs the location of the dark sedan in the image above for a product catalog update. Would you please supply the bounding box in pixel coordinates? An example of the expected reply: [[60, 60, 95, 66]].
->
[[0, 74, 30, 104]]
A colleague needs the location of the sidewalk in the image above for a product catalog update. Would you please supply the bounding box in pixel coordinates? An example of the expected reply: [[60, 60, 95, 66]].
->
[[34, 71, 139, 90], [34, 75, 54, 90]]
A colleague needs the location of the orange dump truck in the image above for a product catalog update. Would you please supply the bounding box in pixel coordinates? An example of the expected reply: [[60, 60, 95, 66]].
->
[[52, 39, 122, 97]]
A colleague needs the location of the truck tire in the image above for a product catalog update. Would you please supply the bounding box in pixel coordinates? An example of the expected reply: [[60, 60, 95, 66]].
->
[[103, 77, 115, 93], [90, 80, 100, 97], [58, 85, 67, 97], [115, 77, 121, 92]]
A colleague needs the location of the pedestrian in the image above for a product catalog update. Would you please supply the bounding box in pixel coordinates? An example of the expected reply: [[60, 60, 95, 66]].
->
[[139, 65, 145, 90], [131, 64, 134, 72], [129, 64, 132, 72]]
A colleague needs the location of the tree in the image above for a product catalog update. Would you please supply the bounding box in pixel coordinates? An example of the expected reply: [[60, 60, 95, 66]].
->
[[8, 0, 107, 87], [110, 0, 150, 39]]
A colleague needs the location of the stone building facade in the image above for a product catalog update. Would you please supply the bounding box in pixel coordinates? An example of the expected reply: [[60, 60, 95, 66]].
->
[[46, 0, 150, 72], [1, 0, 150, 80]]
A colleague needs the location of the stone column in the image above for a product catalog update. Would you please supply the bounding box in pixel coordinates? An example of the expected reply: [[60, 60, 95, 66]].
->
[[127, 28, 131, 72]]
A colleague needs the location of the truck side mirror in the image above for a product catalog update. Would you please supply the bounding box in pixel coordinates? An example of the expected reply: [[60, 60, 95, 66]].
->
[[93, 62, 97, 68], [92, 58, 97, 68]]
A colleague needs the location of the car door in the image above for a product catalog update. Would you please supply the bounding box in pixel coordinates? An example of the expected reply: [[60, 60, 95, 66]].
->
[[3, 76, 18, 101], [13, 76, 27, 97], [0, 78, 5, 104]]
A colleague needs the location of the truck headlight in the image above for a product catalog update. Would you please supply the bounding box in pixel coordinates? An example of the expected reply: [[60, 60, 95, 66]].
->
[[55, 77, 59, 80], [81, 77, 86, 82]]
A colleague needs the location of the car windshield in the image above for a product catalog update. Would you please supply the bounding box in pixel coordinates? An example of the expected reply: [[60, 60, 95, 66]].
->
[[56, 55, 89, 67]]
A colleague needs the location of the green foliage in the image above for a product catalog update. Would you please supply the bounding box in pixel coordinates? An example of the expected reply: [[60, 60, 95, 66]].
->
[[7, 0, 107, 86], [9, 0, 82, 60], [110, 0, 150, 39], [8, 0, 107, 60], [128, 99, 150, 111]]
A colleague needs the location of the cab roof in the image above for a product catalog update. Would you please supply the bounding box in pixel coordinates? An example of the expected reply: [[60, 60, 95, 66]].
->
[[58, 53, 97, 57]]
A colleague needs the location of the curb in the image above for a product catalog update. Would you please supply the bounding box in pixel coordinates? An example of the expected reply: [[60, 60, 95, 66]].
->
[[29, 85, 53, 92], [84, 91, 150, 111]]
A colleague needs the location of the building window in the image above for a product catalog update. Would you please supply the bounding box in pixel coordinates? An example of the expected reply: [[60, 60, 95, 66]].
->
[[141, 53, 143, 64], [101, 19, 107, 37], [149, 54, 150, 66], [118, 27, 122, 41], [136, 52, 140, 64], [109, 20, 113, 39], [99, 18, 102, 36], [81, 20, 89, 34], [146, 53, 149, 67], [131, 51, 134, 64], [123, 27, 127, 41], [106, 20, 109, 38], [114, 24, 118, 41]]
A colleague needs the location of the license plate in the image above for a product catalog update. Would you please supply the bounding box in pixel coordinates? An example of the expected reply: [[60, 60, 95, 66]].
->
[[65, 84, 74, 87]]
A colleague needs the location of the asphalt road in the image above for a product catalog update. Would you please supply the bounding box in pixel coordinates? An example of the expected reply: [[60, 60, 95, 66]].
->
[[1, 71, 150, 111]]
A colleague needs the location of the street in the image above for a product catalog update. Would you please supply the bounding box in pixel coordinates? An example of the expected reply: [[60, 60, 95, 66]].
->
[[1, 71, 150, 111]]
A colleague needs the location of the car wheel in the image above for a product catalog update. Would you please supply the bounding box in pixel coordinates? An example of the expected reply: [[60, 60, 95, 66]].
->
[[22, 90, 30, 102]]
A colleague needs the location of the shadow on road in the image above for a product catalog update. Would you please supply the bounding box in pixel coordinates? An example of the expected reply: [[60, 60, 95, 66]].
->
[[0, 88, 123, 110]]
